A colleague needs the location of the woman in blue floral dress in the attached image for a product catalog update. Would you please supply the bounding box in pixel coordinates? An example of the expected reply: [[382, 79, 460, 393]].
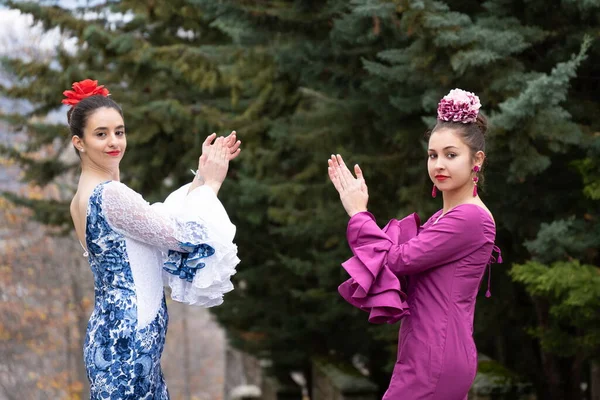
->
[[65, 79, 241, 399]]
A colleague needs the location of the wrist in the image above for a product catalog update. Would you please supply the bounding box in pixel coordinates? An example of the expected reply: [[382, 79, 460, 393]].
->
[[205, 181, 222, 195], [348, 208, 367, 218]]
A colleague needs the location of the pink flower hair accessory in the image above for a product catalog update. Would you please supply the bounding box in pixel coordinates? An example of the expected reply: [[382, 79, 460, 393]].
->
[[437, 88, 481, 124]]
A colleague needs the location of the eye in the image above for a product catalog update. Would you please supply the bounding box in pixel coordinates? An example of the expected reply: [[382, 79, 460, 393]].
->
[[96, 132, 106, 137], [428, 154, 437, 159], [446, 153, 457, 159], [116, 130, 125, 136]]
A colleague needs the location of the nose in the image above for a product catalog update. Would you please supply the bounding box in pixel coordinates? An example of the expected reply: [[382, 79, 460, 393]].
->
[[107, 132, 118, 147], [434, 157, 445, 171]]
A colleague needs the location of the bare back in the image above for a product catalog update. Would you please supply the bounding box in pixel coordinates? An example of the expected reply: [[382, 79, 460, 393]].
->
[[70, 179, 110, 252]]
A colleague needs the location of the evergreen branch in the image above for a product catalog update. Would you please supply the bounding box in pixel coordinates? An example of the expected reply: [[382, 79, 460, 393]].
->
[[5, 1, 89, 35], [1, 191, 71, 231], [0, 144, 75, 186], [494, 35, 592, 131]]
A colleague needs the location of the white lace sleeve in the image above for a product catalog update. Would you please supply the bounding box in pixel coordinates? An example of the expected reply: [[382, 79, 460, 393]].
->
[[102, 181, 209, 252], [160, 183, 240, 307]]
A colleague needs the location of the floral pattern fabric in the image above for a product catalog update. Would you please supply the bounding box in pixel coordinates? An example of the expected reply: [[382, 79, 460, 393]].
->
[[83, 181, 240, 399], [85, 182, 169, 399]]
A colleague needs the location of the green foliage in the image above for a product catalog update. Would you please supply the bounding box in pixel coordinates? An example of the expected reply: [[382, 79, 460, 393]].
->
[[1, 0, 599, 398], [471, 357, 533, 397], [510, 260, 600, 357]]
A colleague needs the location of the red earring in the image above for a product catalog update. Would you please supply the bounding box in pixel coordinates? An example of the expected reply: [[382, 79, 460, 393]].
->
[[472, 166, 480, 197], [432, 185, 437, 198]]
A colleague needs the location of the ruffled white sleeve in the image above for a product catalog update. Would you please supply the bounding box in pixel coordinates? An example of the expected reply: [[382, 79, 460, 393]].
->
[[159, 183, 240, 307], [102, 181, 239, 307]]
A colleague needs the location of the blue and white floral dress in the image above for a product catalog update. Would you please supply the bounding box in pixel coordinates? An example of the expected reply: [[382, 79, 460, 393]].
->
[[84, 181, 239, 399]]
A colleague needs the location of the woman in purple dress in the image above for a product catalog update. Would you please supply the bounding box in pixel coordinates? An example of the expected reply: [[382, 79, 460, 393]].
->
[[327, 89, 501, 400]]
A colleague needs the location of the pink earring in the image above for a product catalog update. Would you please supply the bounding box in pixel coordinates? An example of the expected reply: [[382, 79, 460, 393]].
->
[[432, 185, 437, 198], [472, 165, 480, 197]]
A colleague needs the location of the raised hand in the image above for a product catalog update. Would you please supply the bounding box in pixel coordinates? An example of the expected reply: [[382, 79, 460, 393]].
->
[[199, 137, 230, 195], [327, 154, 368, 217], [203, 131, 242, 161]]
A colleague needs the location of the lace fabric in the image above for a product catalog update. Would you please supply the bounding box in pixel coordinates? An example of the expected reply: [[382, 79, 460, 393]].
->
[[102, 181, 208, 252], [99, 181, 239, 307]]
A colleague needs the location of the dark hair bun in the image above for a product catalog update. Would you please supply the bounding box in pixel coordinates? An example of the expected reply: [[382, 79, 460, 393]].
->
[[475, 113, 488, 136]]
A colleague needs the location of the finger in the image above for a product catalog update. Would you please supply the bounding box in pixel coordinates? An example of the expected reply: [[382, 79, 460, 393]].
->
[[329, 160, 346, 192], [354, 164, 365, 183], [221, 138, 229, 161], [328, 166, 344, 193], [213, 136, 226, 161], [337, 154, 355, 180], [229, 139, 241, 154], [225, 131, 236, 146], [355, 164, 369, 194], [228, 148, 241, 161], [332, 155, 348, 189], [214, 136, 224, 148], [203, 133, 217, 149], [335, 154, 352, 187], [329, 158, 344, 190]]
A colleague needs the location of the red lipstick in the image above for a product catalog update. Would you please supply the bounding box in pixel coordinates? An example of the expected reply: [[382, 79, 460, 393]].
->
[[107, 151, 121, 157], [435, 175, 449, 181]]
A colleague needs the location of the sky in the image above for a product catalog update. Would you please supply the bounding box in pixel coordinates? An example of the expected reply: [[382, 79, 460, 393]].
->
[[0, 1, 129, 119]]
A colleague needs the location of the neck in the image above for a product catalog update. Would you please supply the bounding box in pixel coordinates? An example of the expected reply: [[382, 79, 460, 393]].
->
[[80, 160, 120, 183], [442, 182, 477, 213]]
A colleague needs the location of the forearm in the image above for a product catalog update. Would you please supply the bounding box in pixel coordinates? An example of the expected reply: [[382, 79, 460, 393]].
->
[[187, 172, 205, 194]]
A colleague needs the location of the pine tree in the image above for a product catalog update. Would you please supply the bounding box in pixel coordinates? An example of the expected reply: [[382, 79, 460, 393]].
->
[[1, 0, 599, 399]]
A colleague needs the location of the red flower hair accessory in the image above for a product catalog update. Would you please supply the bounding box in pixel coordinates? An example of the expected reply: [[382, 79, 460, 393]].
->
[[62, 79, 110, 107]]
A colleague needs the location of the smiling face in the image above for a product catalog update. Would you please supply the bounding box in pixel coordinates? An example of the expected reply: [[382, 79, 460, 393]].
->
[[72, 107, 126, 167], [427, 127, 484, 194]]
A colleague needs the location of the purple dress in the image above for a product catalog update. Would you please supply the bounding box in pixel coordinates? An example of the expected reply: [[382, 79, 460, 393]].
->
[[338, 204, 501, 400]]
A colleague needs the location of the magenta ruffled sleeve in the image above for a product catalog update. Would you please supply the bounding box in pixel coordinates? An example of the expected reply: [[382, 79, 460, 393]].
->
[[338, 211, 420, 324]]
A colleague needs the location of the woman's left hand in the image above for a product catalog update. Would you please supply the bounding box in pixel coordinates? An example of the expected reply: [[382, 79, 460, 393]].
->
[[328, 154, 369, 217], [203, 131, 241, 161]]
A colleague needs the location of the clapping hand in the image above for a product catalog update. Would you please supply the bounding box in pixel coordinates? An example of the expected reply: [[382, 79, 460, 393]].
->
[[197, 136, 230, 195], [202, 131, 241, 161], [327, 154, 368, 217]]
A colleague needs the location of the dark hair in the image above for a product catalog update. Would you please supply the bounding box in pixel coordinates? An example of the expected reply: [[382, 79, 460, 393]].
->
[[67, 95, 123, 154], [425, 113, 488, 184]]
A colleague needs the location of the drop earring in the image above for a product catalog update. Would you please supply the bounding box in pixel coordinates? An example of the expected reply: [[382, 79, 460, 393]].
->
[[432, 185, 437, 198], [472, 165, 480, 197]]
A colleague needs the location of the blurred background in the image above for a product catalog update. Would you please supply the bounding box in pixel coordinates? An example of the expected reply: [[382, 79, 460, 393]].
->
[[0, 1, 598, 399]]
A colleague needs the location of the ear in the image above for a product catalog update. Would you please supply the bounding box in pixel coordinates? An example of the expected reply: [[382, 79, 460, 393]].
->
[[474, 150, 485, 169], [72, 135, 84, 152]]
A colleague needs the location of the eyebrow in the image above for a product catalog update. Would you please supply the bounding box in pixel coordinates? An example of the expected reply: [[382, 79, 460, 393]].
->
[[428, 146, 459, 151], [94, 125, 125, 131]]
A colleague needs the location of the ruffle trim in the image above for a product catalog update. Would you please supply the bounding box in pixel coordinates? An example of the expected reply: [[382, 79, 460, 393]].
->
[[338, 213, 420, 324], [163, 238, 240, 307]]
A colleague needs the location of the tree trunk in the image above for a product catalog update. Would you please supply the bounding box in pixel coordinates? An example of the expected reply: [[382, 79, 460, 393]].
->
[[533, 298, 563, 400], [182, 306, 192, 399], [591, 360, 600, 400], [71, 260, 90, 397], [66, 319, 73, 396], [568, 351, 584, 400], [495, 333, 506, 365]]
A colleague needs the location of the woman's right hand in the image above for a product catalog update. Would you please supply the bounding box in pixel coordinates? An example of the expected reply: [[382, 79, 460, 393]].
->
[[199, 136, 230, 195]]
